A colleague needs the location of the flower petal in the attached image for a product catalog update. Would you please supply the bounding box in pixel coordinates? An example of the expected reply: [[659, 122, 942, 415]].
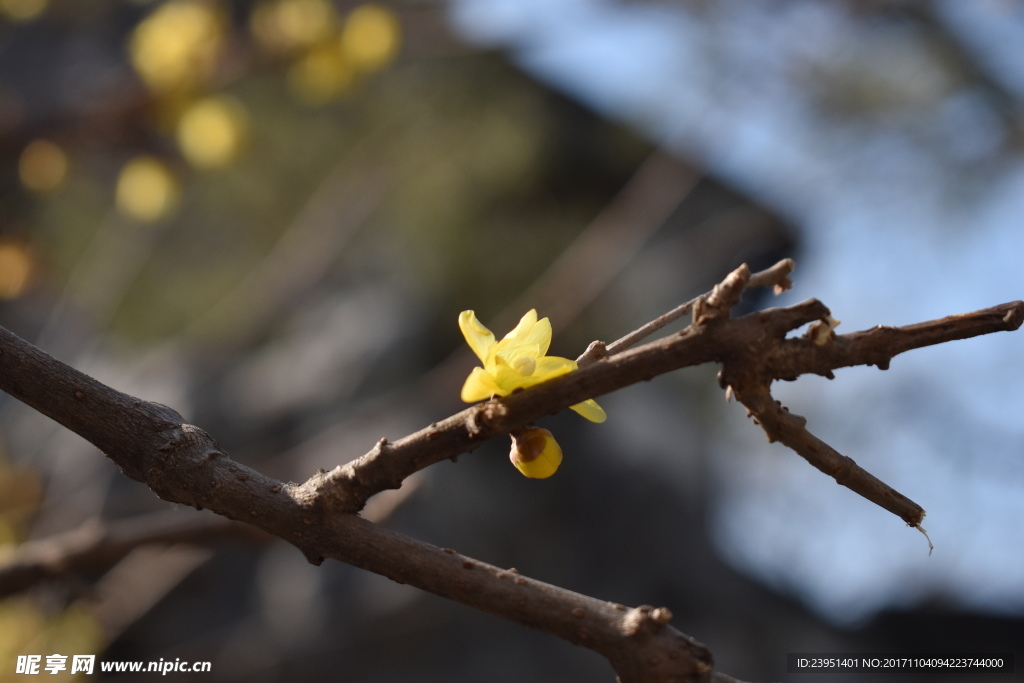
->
[[493, 311, 554, 362], [496, 342, 541, 366], [500, 309, 538, 344], [491, 359, 572, 392], [532, 355, 576, 381], [461, 366, 502, 402], [459, 310, 495, 364], [490, 363, 529, 394], [570, 398, 606, 423], [520, 316, 553, 356]]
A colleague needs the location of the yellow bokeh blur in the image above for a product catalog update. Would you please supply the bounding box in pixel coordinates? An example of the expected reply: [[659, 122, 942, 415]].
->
[[252, 0, 337, 53], [0, 599, 101, 676], [129, 0, 223, 94], [18, 139, 68, 193], [176, 95, 248, 168], [0, 518, 16, 547], [0, 241, 34, 300], [116, 156, 179, 222], [340, 4, 400, 73], [0, 598, 45, 661], [288, 44, 354, 104], [0, 0, 48, 22], [0, 454, 42, 542]]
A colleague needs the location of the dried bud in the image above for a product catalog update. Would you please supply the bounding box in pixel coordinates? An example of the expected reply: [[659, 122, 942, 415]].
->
[[509, 427, 562, 479], [808, 314, 841, 346]]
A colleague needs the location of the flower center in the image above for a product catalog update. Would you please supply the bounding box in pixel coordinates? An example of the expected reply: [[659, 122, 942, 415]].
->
[[511, 356, 536, 376]]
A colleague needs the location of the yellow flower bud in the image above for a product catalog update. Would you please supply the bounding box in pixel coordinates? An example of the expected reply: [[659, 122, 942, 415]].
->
[[509, 427, 562, 479]]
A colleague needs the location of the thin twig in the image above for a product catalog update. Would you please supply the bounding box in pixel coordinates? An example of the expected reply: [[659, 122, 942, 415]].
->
[[732, 381, 926, 526], [577, 258, 794, 366], [178, 141, 390, 351], [87, 544, 214, 646]]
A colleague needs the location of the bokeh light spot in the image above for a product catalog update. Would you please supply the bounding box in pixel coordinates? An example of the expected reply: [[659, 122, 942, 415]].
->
[[0, 0, 48, 22], [0, 599, 101, 673], [177, 95, 248, 168], [18, 139, 68, 193], [0, 241, 34, 300], [115, 156, 179, 222], [288, 44, 354, 104], [251, 0, 338, 53], [129, 1, 223, 94], [340, 4, 401, 73]]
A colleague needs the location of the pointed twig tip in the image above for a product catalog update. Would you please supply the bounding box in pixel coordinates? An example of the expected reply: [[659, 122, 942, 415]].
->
[[914, 524, 934, 556]]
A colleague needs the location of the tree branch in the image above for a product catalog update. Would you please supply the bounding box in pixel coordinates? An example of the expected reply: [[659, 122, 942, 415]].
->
[[0, 469, 425, 600], [0, 321, 721, 682], [718, 295, 1023, 528], [576, 259, 794, 366], [0, 262, 1018, 682], [0, 511, 268, 600]]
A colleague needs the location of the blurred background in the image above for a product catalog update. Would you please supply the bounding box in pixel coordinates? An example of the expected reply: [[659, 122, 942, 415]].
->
[[0, 0, 1022, 681]]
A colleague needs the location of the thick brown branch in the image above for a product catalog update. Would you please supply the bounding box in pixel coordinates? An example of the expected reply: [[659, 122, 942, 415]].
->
[[0, 326, 183, 483], [0, 324, 723, 682], [0, 267, 1017, 682], [309, 515, 715, 683]]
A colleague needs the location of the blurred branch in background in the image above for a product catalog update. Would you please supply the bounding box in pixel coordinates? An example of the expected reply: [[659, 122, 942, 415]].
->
[[0, 471, 422, 651], [494, 148, 701, 334], [840, 0, 1024, 149], [174, 137, 391, 353], [0, 512, 266, 602]]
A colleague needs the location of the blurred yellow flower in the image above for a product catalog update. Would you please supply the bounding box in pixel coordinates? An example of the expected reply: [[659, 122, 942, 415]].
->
[[0, 241, 34, 300], [176, 95, 248, 168], [509, 427, 562, 479], [287, 42, 354, 104], [340, 4, 400, 73], [0, 599, 101, 674], [0, 0, 47, 22], [459, 309, 606, 423], [18, 139, 67, 192], [129, 0, 223, 94], [251, 0, 338, 53], [115, 156, 179, 222]]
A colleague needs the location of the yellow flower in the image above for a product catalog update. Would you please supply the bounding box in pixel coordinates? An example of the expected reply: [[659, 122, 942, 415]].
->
[[509, 427, 562, 479], [459, 309, 606, 423]]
